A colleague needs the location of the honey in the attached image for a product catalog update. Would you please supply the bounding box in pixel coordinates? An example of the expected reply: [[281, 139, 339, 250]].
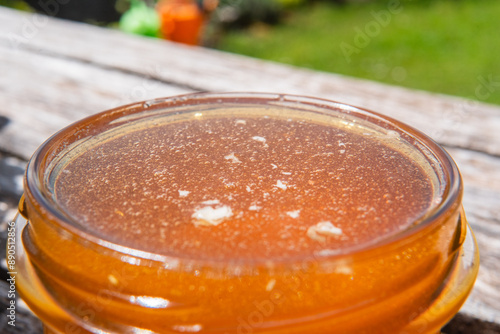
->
[[11, 93, 479, 333], [54, 116, 434, 260]]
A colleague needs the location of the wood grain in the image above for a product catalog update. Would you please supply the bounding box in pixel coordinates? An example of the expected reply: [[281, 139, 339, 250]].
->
[[0, 43, 192, 159], [445, 147, 500, 323], [0, 5, 499, 329]]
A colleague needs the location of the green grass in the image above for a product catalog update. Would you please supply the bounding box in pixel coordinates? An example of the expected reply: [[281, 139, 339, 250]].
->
[[215, 0, 500, 105]]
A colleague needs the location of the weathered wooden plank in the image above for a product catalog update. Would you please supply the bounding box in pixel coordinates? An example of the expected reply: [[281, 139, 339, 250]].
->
[[0, 43, 192, 159], [443, 313, 500, 334], [444, 147, 500, 323], [1, 7, 499, 156]]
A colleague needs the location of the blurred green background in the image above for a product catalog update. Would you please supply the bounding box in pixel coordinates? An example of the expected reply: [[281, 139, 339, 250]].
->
[[1, 0, 499, 105], [214, 0, 500, 106]]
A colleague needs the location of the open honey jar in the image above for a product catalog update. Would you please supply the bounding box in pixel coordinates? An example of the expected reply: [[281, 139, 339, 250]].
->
[[11, 93, 479, 333]]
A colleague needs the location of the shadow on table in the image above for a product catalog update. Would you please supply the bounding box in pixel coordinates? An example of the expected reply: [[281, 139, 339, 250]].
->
[[443, 313, 500, 334]]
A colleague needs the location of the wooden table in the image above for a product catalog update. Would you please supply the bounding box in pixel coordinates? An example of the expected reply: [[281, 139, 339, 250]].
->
[[0, 6, 499, 333]]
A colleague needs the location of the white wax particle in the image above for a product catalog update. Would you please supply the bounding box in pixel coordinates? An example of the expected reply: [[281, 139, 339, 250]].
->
[[307, 221, 343, 242], [286, 210, 300, 219], [179, 190, 190, 197], [275, 180, 287, 190], [316, 221, 343, 236], [252, 136, 266, 143], [192, 205, 233, 226], [225, 152, 242, 164], [339, 141, 346, 154]]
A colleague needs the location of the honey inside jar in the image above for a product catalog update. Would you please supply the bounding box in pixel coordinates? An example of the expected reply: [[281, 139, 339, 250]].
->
[[54, 114, 434, 261], [16, 94, 477, 334]]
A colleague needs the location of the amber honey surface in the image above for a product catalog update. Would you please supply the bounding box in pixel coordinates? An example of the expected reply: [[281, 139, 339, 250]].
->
[[53, 113, 434, 261]]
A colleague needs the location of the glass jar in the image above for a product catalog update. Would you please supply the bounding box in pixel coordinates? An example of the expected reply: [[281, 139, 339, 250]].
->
[[10, 93, 479, 334]]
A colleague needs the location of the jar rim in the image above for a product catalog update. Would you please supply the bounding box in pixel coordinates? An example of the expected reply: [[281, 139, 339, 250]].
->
[[24, 92, 463, 271]]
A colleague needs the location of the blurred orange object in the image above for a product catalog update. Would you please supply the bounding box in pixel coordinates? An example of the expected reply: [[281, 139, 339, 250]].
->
[[157, 0, 205, 45]]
